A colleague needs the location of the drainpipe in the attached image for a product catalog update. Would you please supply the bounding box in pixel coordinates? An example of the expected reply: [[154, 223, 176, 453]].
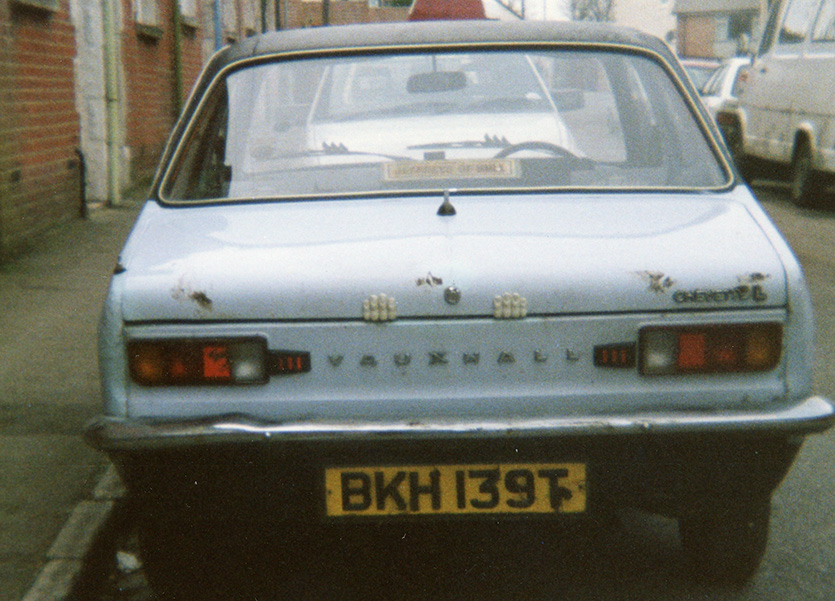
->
[[213, 0, 223, 51], [76, 149, 87, 218], [102, 0, 121, 207], [172, 0, 184, 116]]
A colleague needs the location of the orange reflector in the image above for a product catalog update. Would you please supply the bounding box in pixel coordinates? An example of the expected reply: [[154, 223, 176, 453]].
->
[[130, 344, 166, 385], [746, 328, 776, 370]]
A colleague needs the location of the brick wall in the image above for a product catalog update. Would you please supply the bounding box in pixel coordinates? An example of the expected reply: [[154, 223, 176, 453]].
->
[[287, 0, 409, 29], [0, 0, 81, 260], [0, 1, 12, 257], [121, 0, 205, 181], [678, 15, 715, 58]]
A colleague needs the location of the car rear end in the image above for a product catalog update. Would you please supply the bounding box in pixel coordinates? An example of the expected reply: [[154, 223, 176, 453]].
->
[[86, 21, 833, 594]]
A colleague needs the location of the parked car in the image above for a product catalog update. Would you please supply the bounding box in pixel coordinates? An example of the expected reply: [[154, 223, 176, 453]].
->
[[86, 20, 833, 599], [679, 56, 722, 90], [717, 0, 835, 206], [699, 56, 751, 119]]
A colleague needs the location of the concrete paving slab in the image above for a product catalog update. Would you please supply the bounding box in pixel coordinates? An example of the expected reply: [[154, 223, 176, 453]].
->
[[0, 198, 143, 601]]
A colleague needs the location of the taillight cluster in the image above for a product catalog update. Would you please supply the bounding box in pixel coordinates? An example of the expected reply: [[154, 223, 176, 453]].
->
[[639, 323, 782, 376], [128, 338, 310, 386]]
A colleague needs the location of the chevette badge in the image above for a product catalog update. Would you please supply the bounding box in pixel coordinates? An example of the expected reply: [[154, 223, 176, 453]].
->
[[673, 285, 768, 304]]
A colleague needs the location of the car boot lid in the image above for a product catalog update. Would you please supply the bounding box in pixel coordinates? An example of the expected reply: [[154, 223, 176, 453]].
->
[[117, 190, 787, 322]]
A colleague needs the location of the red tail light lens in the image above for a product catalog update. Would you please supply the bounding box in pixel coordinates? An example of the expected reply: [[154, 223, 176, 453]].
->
[[128, 339, 284, 386], [639, 323, 782, 376]]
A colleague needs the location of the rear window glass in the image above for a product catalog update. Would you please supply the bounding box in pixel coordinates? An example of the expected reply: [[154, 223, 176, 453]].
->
[[161, 48, 729, 202]]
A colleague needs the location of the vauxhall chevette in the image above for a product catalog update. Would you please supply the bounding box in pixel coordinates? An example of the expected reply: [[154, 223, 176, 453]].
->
[[85, 19, 834, 598]]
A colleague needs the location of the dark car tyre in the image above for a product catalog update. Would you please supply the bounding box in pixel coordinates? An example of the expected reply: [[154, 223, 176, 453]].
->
[[719, 116, 753, 182], [137, 518, 219, 601], [790, 141, 822, 208], [678, 498, 770, 586], [137, 516, 271, 601]]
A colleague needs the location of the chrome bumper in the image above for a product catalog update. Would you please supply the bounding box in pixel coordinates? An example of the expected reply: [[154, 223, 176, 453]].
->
[[86, 396, 835, 453]]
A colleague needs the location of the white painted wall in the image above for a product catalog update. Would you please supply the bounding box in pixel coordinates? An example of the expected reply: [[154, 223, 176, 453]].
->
[[614, 0, 677, 45], [69, 0, 128, 204], [485, 0, 572, 21]]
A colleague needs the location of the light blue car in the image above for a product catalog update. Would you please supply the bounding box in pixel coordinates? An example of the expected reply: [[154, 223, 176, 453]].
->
[[86, 20, 833, 598]]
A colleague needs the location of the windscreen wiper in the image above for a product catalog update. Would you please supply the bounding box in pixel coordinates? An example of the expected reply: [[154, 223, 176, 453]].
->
[[409, 134, 510, 150], [270, 143, 414, 162]]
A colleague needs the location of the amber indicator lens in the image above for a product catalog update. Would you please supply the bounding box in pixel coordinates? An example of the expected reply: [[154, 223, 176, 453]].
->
[[594, 343, 636, 368], [128, 339, 269, 386], [639, 323, 782, 375]]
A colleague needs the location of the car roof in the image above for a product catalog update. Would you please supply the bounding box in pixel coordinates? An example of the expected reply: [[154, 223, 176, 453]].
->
[[209, 20, 676, 74], [182, 20, 686, 124]]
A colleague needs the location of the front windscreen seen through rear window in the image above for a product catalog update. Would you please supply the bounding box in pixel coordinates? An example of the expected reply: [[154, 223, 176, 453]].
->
[[161, 48, 729, 202]]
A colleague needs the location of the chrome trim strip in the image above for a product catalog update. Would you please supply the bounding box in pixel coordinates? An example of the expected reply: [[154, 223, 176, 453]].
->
[[86, 396, 834, 452]]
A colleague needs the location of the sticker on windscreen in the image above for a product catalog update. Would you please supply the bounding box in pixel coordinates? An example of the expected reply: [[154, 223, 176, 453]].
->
[[383, 159, 519, 181]]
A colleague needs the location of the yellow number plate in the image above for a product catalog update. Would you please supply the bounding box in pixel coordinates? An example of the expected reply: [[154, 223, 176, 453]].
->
[[325, 463, 586, 517]]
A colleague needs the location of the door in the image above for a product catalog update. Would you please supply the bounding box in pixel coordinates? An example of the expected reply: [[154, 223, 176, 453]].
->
[[743, 0, 820, 163]]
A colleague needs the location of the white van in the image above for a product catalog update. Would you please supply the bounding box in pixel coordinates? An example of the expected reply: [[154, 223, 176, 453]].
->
[[718, 0, 835, 206]]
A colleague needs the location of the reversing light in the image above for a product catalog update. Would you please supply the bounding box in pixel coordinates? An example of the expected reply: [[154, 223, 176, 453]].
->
[[128, 339, 311, 386], [639, 323, 782, 376]]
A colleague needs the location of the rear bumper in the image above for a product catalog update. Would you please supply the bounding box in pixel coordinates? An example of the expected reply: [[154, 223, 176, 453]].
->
[[86, 395, 834, 453], [85, 396, 833, 521]]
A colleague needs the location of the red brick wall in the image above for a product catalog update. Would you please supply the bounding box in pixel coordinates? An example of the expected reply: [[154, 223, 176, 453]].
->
[[179, 20, 204, 101], [0, 0, 81, 260], [121, 0, 205, 181], [287, 0, 409, 29]]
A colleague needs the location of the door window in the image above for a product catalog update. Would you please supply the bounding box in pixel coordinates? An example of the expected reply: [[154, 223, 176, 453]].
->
[[812, 0, 835, 41], [778, 0, 820, 44]]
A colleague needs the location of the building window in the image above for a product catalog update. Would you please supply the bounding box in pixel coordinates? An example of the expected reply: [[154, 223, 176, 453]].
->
[[715, 13, 755, 43], [135, 0, 159, 27], [223, 0, 238, 37], [779, 0, 820, 44], [242, 0, 257, 35], [179, 0, 198, 20], [11, 0, 60, 12]]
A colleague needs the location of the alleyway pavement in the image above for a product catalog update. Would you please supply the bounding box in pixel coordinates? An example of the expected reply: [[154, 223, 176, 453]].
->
[[0, 197, 143, 601]]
